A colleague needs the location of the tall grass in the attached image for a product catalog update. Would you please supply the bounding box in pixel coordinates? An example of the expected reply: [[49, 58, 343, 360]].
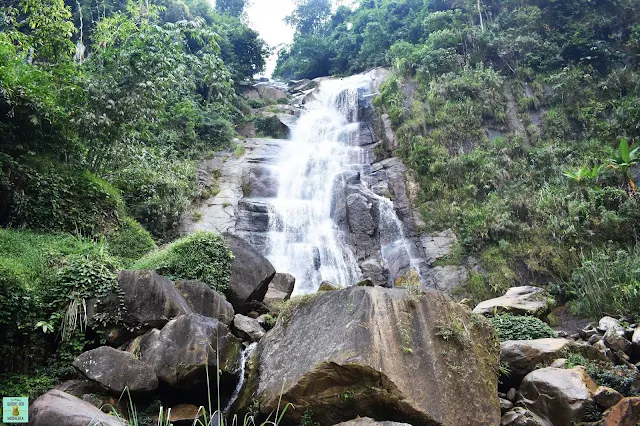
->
[[565, 246, 640, 320]]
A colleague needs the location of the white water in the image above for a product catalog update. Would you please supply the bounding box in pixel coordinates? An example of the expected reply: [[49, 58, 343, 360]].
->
[[264, 73, 425, 294], [224, 342, 257, 414]]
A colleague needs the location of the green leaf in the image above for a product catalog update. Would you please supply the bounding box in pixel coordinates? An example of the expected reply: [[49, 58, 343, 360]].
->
[[619, 138, 631, 163]]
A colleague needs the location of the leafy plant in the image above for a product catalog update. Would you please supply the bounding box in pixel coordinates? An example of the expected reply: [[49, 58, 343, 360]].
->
[[489, 314, 556, 341], [608, 138, 640, 193], [133, 231, 234, 292], [563, 166, 601, 184]]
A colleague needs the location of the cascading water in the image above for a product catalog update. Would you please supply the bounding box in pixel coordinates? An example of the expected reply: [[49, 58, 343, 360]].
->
[[223, 342, 257, 414], [264, 73, 425, 294]]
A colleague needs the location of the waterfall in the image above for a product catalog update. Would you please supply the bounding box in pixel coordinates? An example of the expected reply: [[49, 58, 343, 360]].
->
[[224, 342, 257, 415], [264, 73, 424, 294]]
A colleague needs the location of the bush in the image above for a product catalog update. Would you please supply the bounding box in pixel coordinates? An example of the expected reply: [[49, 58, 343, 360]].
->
[[565, 247, 640, 320], [109, 147, 196, 238], [106, 217, 156, 263], [489, 314, 557, 341], [248, 98, 266, 109], [565, 354, 640, 397], [1, 155, 123, 235], [133, 231, 234, 292]]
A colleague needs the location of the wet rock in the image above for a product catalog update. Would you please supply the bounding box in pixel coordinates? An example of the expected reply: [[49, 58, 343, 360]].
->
[[244, 165, 279, 198], [233, 314, 266, 342], [174, 280, 235, 325], [473, 286, 554, 318], [500, 338, 605, 380], [223, 233, 276, 314], [87, 270, 192, 345], [360, 258, 391, 287], [29, 390, 125, 426], [333, 419, 412, 426], [245, 286, 500, 425], [598, 396, 640, 425], [518, 367, 597, 426], [73, 346, 158, 394], [594, 386, 624, 409], [137, 313, 242, 392], [500, 407, 545, 426]]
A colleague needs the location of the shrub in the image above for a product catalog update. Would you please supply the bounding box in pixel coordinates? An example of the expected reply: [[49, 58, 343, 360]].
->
[[565, 247, 640, 320], [489, 314, 557, 341], [248, 98, 266, 109], [2, 155, 123, 235], [565, 354, 640, 396], [133, 231, 234, 292], [106, 217, 156, 263]]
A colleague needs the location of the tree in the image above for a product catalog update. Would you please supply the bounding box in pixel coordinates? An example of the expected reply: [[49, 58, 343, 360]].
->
[[285, 0, 331, 35], [215, 0, 246, 17]]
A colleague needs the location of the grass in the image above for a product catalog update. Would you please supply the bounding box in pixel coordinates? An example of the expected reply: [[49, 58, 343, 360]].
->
[[233, 144, 247, 158]]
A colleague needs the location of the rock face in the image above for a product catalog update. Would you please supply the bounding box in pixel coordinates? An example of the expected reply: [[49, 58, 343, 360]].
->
[[518, 367, 597, 426], [137, 313, 242, 391], [73, 346, 158, 394], [87, 269, 192, 344], [500, 338, 605, 382], [599, 397, 640, 425], [263, 272, 296, 305], [223, 233, 276, 313], [29, 390, 126, 426], [244, 286, 500, 425], [174, 280, 235, 325], [473, 286, 554, 318], [255, 83, 287, 102]]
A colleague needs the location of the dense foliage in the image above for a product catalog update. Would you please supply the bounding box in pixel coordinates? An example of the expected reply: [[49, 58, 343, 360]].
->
[[1, 0, 267, 238], [489, 314, 556, 342], [0, 0, 266, 400], [277, 0, 640, 318], [133, 231, 234, 292]]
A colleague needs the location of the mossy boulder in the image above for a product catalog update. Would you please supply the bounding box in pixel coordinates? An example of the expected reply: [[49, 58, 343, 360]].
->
[[237, 286, 501, 425]]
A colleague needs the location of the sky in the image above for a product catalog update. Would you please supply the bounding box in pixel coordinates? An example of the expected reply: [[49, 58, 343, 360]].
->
[[245, 0, 297, 77]]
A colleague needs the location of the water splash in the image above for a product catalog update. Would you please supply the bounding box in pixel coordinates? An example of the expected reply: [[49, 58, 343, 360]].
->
[[224, 342, 257, 415]]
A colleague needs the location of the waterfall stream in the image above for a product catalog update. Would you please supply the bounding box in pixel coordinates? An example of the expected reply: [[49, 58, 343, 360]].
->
[[264, 73, 424, 294]]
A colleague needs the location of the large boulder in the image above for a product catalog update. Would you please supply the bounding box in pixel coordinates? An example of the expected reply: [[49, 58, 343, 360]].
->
[[241, 286, 501, 425], [263, 273, 296, 307], [255, 84, 287, 102], [518, 367, 597, 426], [137, 313, 242, 392], [232, 314, 266, 342], [223, 233, 276, 313], [598, 397, 640, 425], [174, 280, 235, 326], [87, 270, 192, 344], [29, 390, 125, 426], [500, 338, 605, 380], [333, 418, 412, 426], [73, 346, 158, 394], [473, 286, 554, 318]]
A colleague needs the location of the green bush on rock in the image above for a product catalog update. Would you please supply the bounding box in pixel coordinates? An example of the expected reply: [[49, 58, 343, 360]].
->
[[489, 314, 557, 342], [133, 231, 234, 292], [106, 217, 156, 263]]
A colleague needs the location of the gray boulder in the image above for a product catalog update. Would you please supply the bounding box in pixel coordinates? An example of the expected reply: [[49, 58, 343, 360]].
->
[[333, 418, 412, 426], [73, 346, 158, 394], [255, 84, 287, 102], [174, 280, 234, 325], [431, 266, 469, 293], [500, 338, 605, 379], [232, 314, 266, 342], [263, 272, 296, 307], [87, 270, 192, 344], [137, 313, 242, 391], [29, 390, 125, 426], [593, 385, 624, 409], [241, 286, 501, 425], [604, 327, 632, 353], [421, 229, 458, 265], [518, 367, 597, 426], [473, 286, 554, 318], [500, 408, 545, 426], [598, 316, 626, 335], [223, 233, 276, 313]]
